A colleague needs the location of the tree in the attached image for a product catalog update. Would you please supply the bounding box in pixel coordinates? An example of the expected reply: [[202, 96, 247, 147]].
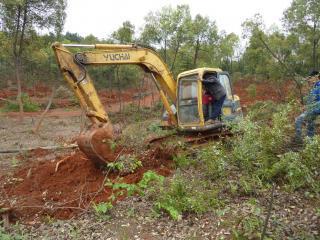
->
[[111, 21, 135, 43], [141, 5, 191, 68], [218, 32, 240, 72], [283, 0, 320, 70], [0, 0, 67, 120], [189, 14, 218, 68]]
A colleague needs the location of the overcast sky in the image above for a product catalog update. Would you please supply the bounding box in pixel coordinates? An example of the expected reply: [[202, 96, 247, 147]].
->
[[64, 0, 293, 39]]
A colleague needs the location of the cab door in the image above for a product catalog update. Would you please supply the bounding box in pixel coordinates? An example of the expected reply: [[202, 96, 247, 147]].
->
[[177, 74, 201, 126], [218, 72, 242, 119]]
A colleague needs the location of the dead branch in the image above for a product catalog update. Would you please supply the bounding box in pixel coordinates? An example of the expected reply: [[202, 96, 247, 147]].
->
[[55, 154, 73, 172], [261, 184, 275, 240], [0, 144, 78, 154]]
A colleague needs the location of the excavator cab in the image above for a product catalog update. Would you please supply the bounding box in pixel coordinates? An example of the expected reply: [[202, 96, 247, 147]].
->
[[176, 68, 242, 132]]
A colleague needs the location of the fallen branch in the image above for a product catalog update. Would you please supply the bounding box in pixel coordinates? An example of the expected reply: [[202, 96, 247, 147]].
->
[[261, 184, 275, 240], [0, 144, 78, 154]]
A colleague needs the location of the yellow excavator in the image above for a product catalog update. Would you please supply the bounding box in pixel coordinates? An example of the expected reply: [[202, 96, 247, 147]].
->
[[52, 42, 242, 166]]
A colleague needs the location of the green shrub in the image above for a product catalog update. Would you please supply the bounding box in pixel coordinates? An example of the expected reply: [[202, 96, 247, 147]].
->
[[138, 170, 165, 190], [197, 143, 227, 180], [154, 175, 217, 220], [231, 104, 293, 171], [1, 93, 40, 112], [93, 202, 113, 215]]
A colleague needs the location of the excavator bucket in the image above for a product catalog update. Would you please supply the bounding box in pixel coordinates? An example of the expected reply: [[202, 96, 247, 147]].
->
[[77, 124, 115, 166]]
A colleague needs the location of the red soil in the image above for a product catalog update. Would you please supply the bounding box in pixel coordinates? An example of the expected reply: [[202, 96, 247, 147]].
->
[[0, 147, 174, 222], [233, 79, 294, 107]]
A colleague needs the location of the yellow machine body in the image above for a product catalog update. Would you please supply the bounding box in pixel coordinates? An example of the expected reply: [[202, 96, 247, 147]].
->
[[52, 42, 242, 164]]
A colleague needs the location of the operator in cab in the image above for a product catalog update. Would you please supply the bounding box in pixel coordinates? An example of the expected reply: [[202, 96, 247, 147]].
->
[[202, 73, 226, 124]]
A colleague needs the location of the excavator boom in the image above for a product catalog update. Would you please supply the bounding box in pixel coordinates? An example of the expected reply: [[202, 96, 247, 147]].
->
[[52, 42, 178, 165]]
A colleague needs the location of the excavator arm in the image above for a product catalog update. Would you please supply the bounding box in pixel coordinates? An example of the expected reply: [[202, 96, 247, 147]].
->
[[52, 42, 177, 165]]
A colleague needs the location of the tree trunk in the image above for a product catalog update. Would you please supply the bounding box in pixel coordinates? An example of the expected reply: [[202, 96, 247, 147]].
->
[[193, 39, 200, 68], [15, 57, 24, 122], [170, 42, 180, 71], [164, 38, 167, 63], [312, 22, 317, 70]]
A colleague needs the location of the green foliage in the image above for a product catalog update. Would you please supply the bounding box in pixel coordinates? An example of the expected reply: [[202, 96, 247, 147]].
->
[[267, 152, 315, 190], [92, 202, 113, 215], [154, 175, 217, 220], [1, 93, 40, 112], [197, 143, 227, 180], [112, 183, 139, 197], [107, 161, 125, 172], [147, 122, 163, 134], [173, 154, 193, 168], [109, 154, 142, 174], [0, 224, 26, 240], [231, 104, 293, 171], [138, 170, 165, 190], [107, 171, 165, 198]]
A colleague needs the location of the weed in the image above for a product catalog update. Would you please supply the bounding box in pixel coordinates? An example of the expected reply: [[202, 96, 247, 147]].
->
[[107, 161, 125, 172], [138, 170, 164, 190], [112, 183, 139, 197], [93, 202, 113, 215]]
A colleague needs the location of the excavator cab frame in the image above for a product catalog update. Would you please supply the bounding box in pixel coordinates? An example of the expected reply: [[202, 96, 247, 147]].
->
[[176, 68, 242, 132]]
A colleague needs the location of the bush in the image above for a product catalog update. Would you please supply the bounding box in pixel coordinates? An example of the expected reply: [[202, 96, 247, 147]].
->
[[197, 143, 228, 180], [154, 175, 219, 220], [1, 93, 40, 112], [267, 152, 315, 190]]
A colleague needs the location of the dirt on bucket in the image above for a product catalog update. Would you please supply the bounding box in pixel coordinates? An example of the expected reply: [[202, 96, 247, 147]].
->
[[0, 146, 174, 222]]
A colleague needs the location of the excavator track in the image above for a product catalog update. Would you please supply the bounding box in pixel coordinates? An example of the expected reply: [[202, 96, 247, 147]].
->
[[147, 126, 233, 147]]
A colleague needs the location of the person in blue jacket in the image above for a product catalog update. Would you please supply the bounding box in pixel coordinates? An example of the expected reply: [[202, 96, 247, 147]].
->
[[295, 71, 320, 141]]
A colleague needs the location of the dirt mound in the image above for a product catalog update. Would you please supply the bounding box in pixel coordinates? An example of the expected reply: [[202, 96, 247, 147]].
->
[[0, 147, 173, 222]]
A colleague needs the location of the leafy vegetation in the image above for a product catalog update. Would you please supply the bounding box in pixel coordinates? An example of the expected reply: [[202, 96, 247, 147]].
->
[[1, 93, 40, 112]]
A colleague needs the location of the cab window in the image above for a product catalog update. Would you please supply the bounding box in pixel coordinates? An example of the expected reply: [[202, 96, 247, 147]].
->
[[218, 74, 232, 99]]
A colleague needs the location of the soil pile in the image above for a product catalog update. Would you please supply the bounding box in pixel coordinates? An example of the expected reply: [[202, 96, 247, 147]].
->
[[0, 147, 173, 221]]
